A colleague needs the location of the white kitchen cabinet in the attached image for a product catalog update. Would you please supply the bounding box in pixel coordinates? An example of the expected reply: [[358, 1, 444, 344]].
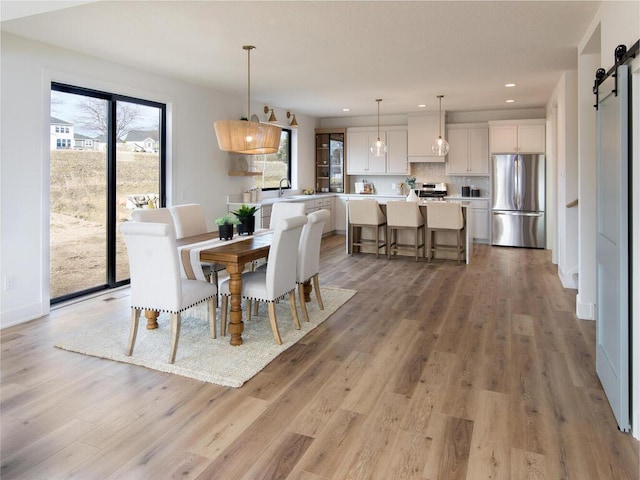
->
[[315, 197, 334, 234], [347, 131, 385, 174], [257, 196, 335, 233], [445, 124, 489, 175], [386, 129, 408, 174], [334, 196, 347, 233], [470, 201, 490, 242], [347, 127, 407, 175], [407, 112, 446, 162], [489, 119, 545, 153]]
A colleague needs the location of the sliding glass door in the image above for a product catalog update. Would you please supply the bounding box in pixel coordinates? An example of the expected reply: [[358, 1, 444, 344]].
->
[[50, 83, 166, 303]]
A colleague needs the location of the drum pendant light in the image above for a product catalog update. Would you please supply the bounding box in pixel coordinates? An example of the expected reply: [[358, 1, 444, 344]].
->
[[369, 99, 387, 157], [431, 95, 449, 156], [214, 45, 281, 155]]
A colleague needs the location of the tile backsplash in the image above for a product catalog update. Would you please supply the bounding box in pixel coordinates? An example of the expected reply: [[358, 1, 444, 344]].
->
[[410, 163, 490, 197], [349, 163, 489, 197]]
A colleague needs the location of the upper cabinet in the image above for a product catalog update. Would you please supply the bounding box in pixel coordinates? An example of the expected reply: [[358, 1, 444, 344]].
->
[[347, 127, 407, 175], [445, 123, 489, 176], [407, 112, 446, 162], [489, 119, 546, 153]]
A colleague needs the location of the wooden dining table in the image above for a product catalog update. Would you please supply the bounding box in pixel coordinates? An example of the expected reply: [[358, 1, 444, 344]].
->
[[176, 231, 273, 346]]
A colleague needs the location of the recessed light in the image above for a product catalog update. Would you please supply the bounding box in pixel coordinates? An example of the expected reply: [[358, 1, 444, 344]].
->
[[506, 99, 515, 103], [418, 104, 426, 108], [342, 108, 350, 112], [505, 83, 516, 87]]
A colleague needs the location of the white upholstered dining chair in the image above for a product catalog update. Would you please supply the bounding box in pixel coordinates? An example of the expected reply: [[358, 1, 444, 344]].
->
[[131, 207, 174, 230], [169, 203, 225, 284], [120, 221, 217, 364], [269, 202, 306, 229], [219, 215, 307, 344], [296, 209, 329, 322]]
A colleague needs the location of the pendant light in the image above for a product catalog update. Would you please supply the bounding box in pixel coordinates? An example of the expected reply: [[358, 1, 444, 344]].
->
[[431, 95, 449, 156], [214, 45, 281, 155], [369, 98, 387, 157]]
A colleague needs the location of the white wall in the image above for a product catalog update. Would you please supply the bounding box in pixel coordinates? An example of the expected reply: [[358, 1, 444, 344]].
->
[[548, 71, 579, 288], [0, 32, 316, 328]]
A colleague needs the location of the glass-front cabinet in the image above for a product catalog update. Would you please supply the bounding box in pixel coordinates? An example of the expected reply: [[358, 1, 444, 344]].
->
[[315, 129, 345, 193]]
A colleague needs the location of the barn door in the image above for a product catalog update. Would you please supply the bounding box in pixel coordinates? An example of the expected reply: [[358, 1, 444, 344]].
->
[[595, 65, 630, 432]]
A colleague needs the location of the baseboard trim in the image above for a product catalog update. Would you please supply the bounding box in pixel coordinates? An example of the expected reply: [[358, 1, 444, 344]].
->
[[0, 301, 46, 329], [558, 265, 578, 290], [576, 294, 595, 320]]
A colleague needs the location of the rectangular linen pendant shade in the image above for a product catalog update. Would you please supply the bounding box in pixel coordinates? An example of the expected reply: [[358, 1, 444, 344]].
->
[[214, 119, 281, 155]]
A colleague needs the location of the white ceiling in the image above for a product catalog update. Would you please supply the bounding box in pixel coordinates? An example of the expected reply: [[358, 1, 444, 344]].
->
[[1, 0, 601, 118]]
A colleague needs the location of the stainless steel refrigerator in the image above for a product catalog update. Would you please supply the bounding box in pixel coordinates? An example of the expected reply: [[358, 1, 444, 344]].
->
[[491, 154, 545, 248]]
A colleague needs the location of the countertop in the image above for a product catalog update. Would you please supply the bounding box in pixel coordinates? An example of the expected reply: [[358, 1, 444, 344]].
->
[[228, 192, 490, 206]]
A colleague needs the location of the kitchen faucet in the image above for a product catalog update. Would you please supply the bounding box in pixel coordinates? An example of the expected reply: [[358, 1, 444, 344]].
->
[[278, 177, 291, 197]]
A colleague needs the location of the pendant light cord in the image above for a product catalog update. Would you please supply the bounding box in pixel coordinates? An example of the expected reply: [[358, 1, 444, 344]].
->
[[243, 45, 255, 120], [437, 95, 443, 138], [376, 98, 382, 140]]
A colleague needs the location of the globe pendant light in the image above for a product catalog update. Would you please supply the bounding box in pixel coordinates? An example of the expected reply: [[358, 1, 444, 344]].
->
[[370, 98, 387, 157], [431, 95, 449, 156], [214, 45, 281, 155]]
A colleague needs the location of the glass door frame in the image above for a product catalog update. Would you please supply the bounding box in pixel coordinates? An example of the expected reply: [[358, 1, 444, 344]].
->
[[50, 82, 167, 304]]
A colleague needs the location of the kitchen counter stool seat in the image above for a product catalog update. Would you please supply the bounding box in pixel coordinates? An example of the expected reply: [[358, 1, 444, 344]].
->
[[348, 199, 387, 258], [386, 201, 425, 261], [426, 201, 465, 264]]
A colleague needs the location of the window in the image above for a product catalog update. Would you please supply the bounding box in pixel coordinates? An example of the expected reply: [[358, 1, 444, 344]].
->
[[251, 128, 292, 190]]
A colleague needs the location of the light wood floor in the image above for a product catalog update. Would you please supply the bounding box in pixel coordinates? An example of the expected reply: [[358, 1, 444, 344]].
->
[[1, 236, 638, 479]]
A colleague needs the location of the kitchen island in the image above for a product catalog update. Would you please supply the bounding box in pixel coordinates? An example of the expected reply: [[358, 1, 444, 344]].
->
[[345, 196, 473, 264]]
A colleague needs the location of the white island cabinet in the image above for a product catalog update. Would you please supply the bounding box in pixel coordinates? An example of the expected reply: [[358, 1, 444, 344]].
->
[[489, 119, 545, 153], [344, 196, 473, 264]]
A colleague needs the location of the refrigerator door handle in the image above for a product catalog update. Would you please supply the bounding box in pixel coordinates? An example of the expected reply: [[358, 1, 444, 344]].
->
[[515, 156, 522, 210], [493, 211, 543, 217]]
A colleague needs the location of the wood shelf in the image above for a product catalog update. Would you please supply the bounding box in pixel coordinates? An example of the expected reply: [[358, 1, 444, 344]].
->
[[228, 171, 262, 176]]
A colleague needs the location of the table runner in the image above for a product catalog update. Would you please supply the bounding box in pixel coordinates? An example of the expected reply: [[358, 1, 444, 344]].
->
[[178, 229, 271, 281]]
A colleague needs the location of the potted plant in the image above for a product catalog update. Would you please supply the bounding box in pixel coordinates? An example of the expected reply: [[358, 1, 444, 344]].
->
[[231, 204, 260, 235], [214, 214, 239, 240]]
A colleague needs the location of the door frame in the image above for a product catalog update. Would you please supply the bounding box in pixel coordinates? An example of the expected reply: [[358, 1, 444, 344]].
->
[[50, 82, 167, 304]]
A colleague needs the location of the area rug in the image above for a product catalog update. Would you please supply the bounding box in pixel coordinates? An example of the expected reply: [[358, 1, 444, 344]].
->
[[55, 286, 356, 388]]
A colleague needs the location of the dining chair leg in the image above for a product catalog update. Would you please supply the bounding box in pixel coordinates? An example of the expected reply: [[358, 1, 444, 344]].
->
[[298, 283, 310, 322], [221, 296, 228, 336], [169, 312, 181, 364], [208, 297, 216, 339], [267, 302, 282, 345], [289, 291, 301, 329], [246, 299, 253, 322], [127, 308, 140, 356], [253, 300, 259, 316], [375, 225, 380, 258], [312, 274, 324, 310]]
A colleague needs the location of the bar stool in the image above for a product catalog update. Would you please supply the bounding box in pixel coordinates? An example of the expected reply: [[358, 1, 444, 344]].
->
[[348, 199, 387, 258], [426, 201, 465, 264], [386, 201, 425, 261]]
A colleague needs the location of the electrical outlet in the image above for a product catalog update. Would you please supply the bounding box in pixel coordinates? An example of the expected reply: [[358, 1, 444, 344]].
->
[[4, 276, 15, 291]]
